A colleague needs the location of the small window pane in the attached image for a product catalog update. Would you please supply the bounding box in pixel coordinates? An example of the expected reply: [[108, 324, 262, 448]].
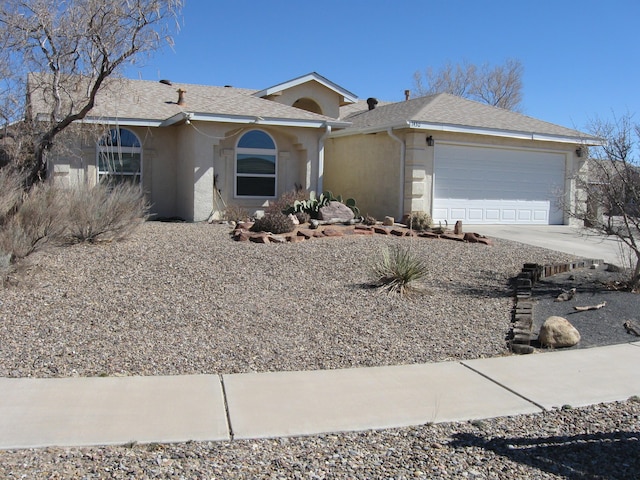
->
[[236, 177, 275, 197], [99, 152, 141, 174], [237, 154, 276, 175], [238, 130, 275, 149], [99, 174, 141, 185], [99, 128, 141, 147]]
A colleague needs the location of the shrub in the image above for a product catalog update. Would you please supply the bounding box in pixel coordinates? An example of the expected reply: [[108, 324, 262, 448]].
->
[[408, 211, 432, 231], [363, 214, 377, 226], [0, 167, 24, 224], [223, 204, 250, 224], [0, 182, 67, 260], [294, 210, 310, 224], [371, 244, 428, 296], [250, 212, 295, 234], [266, 187, 307, 215], [65, 182, 149, 243]]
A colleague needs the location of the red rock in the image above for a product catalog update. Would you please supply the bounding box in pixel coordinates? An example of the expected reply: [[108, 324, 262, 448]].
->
[[297, 229, 314, 239], [322, 228, 344, 237], [249, 233, 270, 243]]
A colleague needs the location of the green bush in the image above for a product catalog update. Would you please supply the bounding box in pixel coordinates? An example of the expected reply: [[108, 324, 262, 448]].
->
[[65, 182, 149, 243], [371, 244, 428, 295], [250, 212, 295, 234], [408, 211, 432, 231]]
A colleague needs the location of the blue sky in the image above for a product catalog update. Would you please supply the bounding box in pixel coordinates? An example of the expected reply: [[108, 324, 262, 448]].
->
[[126, 0, 639, 133]]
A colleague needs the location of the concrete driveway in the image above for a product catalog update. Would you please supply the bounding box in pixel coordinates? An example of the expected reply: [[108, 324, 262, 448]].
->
[[468, 224, 628, 266]]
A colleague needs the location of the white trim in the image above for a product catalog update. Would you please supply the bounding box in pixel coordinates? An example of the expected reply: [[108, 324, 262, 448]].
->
[[253, 72, 358, 104], [161, 112, 349, 129], [81, 116, 163, 127], [329, 120, 603, 145]]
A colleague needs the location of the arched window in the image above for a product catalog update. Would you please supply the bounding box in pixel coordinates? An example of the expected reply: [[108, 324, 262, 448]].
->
[[235, 130, 276, 197], [97, 128, 142, 184]]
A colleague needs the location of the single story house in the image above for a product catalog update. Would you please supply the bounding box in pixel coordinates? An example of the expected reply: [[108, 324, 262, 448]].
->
[[29, 72, 601, 225]]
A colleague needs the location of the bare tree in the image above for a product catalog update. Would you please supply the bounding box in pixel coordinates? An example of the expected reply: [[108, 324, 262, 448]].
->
[[571, 113, 640, 289], [0, 0, 183, 185], [413, 59, 524, 111]]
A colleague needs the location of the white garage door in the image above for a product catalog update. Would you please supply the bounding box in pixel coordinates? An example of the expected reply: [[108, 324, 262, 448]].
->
[[433, 144, 566, 225]]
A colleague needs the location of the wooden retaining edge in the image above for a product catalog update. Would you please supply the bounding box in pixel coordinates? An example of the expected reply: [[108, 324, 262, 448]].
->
[[509, 258, 604, 354]]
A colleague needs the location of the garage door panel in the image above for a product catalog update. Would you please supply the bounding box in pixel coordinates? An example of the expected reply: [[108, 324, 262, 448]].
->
[[433, 145, 565, 225]]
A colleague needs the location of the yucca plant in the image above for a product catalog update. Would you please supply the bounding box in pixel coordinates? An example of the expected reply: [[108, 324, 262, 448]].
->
[[371, 244, 428, 296]]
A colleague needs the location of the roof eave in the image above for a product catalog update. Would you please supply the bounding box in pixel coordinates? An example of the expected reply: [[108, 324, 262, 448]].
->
[[182, 112, 350, 129], [71, 116, 164, 127], [330, 120, 604, 145]]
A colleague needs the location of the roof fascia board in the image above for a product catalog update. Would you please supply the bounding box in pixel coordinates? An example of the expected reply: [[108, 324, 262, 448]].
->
[[185, 112, 351, 129], [78, 116, 163, 127], [253, 73, 358, 104], [331, 120, 603, 145]]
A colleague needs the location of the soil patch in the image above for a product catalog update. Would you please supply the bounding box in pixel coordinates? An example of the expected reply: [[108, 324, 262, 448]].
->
[[532, 264, 640, 349]]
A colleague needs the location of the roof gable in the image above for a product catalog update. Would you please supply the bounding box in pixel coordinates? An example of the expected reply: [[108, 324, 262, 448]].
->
[[252, 72, 358, 106]]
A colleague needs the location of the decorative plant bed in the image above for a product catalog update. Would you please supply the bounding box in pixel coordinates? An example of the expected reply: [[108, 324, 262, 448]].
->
[[230, 221, 494, 245]]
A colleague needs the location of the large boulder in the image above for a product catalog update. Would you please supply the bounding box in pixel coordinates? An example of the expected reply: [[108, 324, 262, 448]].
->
[[318, 201, 354, 222], [538, 316, 581, 348]]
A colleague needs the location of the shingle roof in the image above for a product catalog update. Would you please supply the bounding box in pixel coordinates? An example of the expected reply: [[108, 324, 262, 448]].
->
[[339, 93, 599, 142], [27, 74, 342, 126]]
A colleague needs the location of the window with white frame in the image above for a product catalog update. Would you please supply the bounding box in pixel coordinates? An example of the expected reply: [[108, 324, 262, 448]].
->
[[235, 130, 276, 197], [97, 128, 142, 184]]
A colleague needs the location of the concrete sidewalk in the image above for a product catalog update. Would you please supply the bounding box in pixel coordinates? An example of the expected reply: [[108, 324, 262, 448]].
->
[[1, 343, 639, 450]]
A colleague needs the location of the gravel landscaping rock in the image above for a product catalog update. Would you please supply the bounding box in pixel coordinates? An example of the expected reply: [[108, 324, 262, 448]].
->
[[0, 221, 575, 379], [2, 221, 638, 478]]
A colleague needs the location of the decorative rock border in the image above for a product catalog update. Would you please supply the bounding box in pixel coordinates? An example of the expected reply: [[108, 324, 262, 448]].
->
[[509, 258, 603, 354], [230, 222, 494, 245]]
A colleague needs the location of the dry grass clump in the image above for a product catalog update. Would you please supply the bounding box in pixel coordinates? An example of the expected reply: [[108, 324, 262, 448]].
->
[[223, 204, 251, 224], [0, 173, 148, 284], [65, 182, 149, 243]]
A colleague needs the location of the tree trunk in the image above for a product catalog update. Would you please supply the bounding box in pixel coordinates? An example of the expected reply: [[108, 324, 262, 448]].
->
[[27, 141, 49, 187]]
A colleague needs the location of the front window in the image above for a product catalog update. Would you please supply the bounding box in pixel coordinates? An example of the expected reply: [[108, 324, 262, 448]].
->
[[235, 130, 276, 197], [97, 128, 142, 184]]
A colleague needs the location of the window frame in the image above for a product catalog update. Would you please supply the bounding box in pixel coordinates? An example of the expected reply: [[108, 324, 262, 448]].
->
[[96, 128, 143, 185], [234, 129, 277, 198]]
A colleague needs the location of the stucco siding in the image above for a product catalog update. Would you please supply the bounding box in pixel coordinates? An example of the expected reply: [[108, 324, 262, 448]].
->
[[266, 82, 342, 118], [325, 133, 401, 220]]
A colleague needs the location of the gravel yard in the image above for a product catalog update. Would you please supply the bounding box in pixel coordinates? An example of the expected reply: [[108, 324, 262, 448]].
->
[[2, 221, 639, 479], [0, 221, 575, 378]]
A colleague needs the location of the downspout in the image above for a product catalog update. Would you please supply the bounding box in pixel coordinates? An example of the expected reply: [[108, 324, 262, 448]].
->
[[387, 127, 405, 220], [317, 124, 331, 193]]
